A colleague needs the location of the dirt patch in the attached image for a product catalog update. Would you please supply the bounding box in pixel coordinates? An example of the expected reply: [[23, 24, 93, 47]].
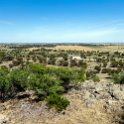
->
[[1, 81, 124, 124]]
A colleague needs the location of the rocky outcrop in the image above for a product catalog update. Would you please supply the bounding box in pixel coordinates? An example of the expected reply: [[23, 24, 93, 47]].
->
[[78, 80, 124, 114], [70, 80, 124, 123]]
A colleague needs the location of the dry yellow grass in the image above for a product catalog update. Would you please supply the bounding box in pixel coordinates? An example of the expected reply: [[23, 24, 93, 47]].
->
[[46, 45, 96, 51], [46, 45, 124, 52], [101, 45, 124, 52], [25, 47, 40, 51], [17, 45, 124, 52]]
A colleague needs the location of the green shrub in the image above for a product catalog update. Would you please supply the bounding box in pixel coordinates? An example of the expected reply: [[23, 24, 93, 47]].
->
[[46, 94, 70, 111], [28, 74, 64, 100], [94, 65, 101, 73], [0, 63, 84, 111], [113, 72, 124, 84], [76, 68, 86, 82], [78, 61, 87, 69], [101, 68, 111, 73], [53, 68, 75, 91], [93, 75, 100, 82], [70, 59, 78, 67], [10, 69, 29, 92], [0, 69, 12, 100], [28, 64, 46, 74], [86, 70, 96, 80], [102, 61, 108, 67], [110, 60, 118, 67]]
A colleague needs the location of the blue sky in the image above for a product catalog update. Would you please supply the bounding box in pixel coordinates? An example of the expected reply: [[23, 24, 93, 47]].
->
[[0, 0, 124, 43]]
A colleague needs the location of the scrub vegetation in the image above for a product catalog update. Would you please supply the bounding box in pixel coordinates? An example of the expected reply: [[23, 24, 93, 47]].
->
[[0, 44, 124, 111]]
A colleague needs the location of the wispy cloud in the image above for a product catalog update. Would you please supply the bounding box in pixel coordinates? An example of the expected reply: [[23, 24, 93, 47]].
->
[[0, 21, 123, 43], [11, 26, 119, 43]]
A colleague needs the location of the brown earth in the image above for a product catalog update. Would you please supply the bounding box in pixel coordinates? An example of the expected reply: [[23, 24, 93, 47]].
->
[[1, 80, 123, 124], [1, 96, 115, 124]]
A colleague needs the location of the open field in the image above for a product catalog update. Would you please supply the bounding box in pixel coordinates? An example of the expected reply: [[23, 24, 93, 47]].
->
[[46, 45, 124, 52], [46, 45, 96, 51]]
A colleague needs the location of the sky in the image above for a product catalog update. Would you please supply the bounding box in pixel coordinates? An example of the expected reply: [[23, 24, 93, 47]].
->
[[0, 0, 124, 43]]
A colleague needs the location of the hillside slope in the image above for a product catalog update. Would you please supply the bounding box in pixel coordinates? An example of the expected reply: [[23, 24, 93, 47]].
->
[[0, 80, 124, 124]]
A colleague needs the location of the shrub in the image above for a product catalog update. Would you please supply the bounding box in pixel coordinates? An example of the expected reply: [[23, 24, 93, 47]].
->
[[12, 60, 21, 66], [46, 94, 70, 111], [28, 64, 46, 74], [10, 69, 29, 92], [102, 61, 108, 67], [0, 69, 12, 100], [93, 75, 100, 82], [110, 60, 118, 67], [72, 68, 86, 87], [0, 51, 5, 62], [78, 61, 87, 69], [4, 54, 14, 61], [58, 59, 68, 66], [113, 72, 124, 84], [94, 65, 101, 73], [0, 63, 83, 111], [48, 57, 56, 65], [70, 59, 78, 67], [101, 68, 111, 73], [86, 70, 96, 80], [76, 68, 86, 82], [28, 74, 64, 100], [55, 68, 75, 91]]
